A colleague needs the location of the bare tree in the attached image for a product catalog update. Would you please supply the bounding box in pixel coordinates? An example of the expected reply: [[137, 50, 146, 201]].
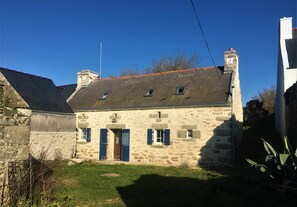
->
[[119, 53, 201, 77], [145, 53, 201, 74], [255, 86, 276, 115], [120, 68, 140, 77]]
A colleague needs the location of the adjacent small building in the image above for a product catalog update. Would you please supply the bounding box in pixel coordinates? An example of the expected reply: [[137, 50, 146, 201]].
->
[[275, 17, 297, 138], [67, 49, 243, 167], [0, 67, 76, 161]]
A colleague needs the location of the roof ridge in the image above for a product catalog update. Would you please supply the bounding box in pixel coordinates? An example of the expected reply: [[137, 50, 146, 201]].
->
[[0, 67, 51, 81], [98, 66, 221, 81]]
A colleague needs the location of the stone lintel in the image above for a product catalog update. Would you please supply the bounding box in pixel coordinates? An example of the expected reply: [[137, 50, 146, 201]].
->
[[149, 114, 158, 118], [78, 115, 88, 119], [78, 123, 89, 128], [106, 124, 126, 129], [161, 114, 168, 118], [151, 124, 168, 129]]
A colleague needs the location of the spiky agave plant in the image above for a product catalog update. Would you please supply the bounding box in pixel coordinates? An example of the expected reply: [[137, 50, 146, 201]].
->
[[246, 137, 297, 190]]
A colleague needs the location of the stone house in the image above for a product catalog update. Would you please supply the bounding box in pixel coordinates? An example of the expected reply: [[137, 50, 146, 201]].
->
[[275, 17, 297, 138], [0, 67, 76, 162], [66, 49, 243, 167]]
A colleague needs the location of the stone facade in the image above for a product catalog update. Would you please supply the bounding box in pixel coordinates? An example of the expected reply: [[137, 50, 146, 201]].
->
[[71, 49, 244, 167], [76, 106, 235, 167], [275, 17, 297, 137], [0, 73, 31, 205]]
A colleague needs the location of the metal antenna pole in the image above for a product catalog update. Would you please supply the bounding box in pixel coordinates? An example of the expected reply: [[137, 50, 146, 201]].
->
[[99, 42, 102, 78]]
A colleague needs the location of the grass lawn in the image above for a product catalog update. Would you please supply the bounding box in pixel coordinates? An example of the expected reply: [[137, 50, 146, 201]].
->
[[49, 162, 297, 207]]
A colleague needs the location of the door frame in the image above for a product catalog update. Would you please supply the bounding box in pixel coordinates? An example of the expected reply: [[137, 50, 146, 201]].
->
[[113, 129, 122, 160]]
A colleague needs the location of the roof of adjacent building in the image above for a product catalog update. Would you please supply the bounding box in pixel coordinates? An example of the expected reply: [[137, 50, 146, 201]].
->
[[0, 67, 73, 113], [57, 84, 77, 100], [68, 66, 232, 111]]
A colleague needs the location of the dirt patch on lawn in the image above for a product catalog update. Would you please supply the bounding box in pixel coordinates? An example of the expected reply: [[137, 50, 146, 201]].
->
[[101, 173, 121, 177], [57, 177, 79, 187]]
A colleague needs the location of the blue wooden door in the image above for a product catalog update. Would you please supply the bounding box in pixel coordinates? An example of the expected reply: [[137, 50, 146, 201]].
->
[[99, 128, 108, 160], [121, 129, 130, 162]]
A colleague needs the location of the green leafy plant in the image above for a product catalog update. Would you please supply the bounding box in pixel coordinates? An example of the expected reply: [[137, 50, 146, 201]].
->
[[246, 137, 297, 193], [1, 95, 9, 107]]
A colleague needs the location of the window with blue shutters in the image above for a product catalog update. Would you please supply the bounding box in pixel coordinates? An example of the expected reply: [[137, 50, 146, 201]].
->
[[164, 129, 170, 145], [86, 128, 91, 142], [147, 128, 170, 145], [81, 128, 91, 142]]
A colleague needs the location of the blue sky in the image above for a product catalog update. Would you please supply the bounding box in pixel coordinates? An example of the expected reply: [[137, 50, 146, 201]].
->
[[0, 0, 296, 105]]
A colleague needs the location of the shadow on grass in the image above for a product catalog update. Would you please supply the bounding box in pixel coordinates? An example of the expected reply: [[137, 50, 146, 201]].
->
[[117, 174, 297, 207], [241, 115, 282, 164]]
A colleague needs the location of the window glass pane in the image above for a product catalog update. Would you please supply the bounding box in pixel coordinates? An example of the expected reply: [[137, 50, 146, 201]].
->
[[102, 92, 108, 99], [81, 128, 87, 139], [146, 89, 154, 96], [176, 86, 185, 94], [156, 129, 164, 143], [187, 130, 193, 139]]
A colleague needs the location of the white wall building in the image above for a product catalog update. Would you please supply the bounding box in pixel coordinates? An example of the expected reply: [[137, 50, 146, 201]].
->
[[275, 17, 297, 137]]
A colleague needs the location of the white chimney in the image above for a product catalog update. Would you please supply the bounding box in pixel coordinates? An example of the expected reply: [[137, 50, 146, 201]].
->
[[280, 17, 293, 40], [76, 70, 98, 90]]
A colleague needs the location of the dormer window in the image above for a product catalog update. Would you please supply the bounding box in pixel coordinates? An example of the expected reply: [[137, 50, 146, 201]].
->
[[99, 92, 109, 100], [175, 86, 185, 95], [145, 89, 154, 97]]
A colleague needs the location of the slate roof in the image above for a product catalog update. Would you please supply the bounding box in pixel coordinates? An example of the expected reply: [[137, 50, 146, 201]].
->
[[0, 67, 73, 113], [57, 84, 77, 100], [69, 67, 232, 111]]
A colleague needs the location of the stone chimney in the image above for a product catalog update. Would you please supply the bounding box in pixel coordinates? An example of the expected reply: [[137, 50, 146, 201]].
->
[[224, 48, 239, 74], [76, 70, 98, 90]]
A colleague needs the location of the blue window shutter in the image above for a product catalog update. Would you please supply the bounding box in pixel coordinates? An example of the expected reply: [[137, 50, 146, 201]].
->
[[147, 129, 153, 145], [121, 129, 130, 162], [164, 129, 170, 145], [99, 128, 108, 160], [86, 128, 91, 142]]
